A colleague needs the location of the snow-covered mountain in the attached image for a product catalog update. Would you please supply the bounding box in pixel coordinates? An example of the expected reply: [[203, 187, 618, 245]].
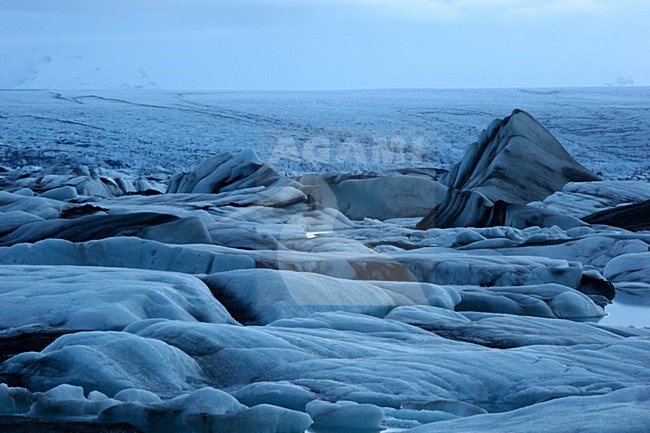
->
[[9, 55, 158, 90]]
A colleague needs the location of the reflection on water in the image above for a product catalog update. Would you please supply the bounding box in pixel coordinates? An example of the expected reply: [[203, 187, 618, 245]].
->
[[600, 292, 650, 328]]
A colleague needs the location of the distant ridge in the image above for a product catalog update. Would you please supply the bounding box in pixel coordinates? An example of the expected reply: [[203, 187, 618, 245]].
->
[[10, 55, 158, 90]]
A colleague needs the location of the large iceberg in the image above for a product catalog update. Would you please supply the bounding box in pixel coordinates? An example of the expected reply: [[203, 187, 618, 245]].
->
[[418, 110, 600, 229]]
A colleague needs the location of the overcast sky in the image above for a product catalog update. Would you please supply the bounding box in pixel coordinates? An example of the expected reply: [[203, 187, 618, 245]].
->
[[1, 0, 649, 90]]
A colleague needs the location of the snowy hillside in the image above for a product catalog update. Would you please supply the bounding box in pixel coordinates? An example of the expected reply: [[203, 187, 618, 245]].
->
[[7, 55, 158, 90]]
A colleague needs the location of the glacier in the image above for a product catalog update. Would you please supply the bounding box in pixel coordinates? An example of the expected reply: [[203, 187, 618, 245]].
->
[[0, 89, 649, 432]]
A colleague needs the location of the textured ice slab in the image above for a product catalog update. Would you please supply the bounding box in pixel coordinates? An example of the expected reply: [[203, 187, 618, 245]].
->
[[0, 191, 63, 220], [84, 183, 350, 249], [530, 180, 650, 217], [459, 235, 648, 270], [0, 212, 214, 246], [167, 149, 284, 194], [0, 383, 35, 415], [182, 403, 312, 433], [299, 173, 448, 220], [231, 381, 316, 412], [100, 387, 313, 433], [0, 237, 254, 274], [2, 331, 204, 396], [0, 237, 593, 294], [306, 400, 384, 430], [202, 269, 459, 324], [455, 284, 605, 321], [603, 253, 650, 299], [0, 210, 44, 235], [386, 306, 620, 348], [403, 386, 650, 433], [0, 265, 237, 331], [105, 185, 309, 209], [28, 384, 118, 420], [604, 252, 650, 284], [203, 269, 396, 324], [268, 249, 588, 290], [1, 383, 313, 433]]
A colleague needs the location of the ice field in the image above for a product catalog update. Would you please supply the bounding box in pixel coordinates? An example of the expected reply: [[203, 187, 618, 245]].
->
[[0, 88, 649, 432], [1, 87, 649, 178]]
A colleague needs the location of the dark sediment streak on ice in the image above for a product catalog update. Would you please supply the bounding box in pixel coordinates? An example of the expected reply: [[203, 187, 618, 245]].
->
[[583, 200, 650, 232], [0, 212, 212, 246]]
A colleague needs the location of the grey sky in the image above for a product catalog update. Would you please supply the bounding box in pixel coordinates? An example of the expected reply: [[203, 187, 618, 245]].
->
[[1, 0, 648, 90]]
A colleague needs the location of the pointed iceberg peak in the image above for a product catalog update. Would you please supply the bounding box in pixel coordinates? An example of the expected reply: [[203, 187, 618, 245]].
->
[[419, 110, 600, 229], [444, 109, 599, 203]]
